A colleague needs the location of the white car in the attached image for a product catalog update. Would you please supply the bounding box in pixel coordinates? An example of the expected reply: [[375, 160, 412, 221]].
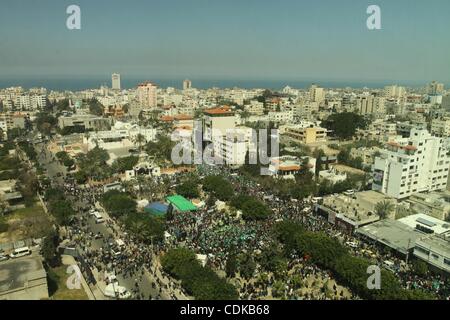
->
[[346, 241, 359, 248], [104, 284, 131, 299], [9, 247, 31, 258]]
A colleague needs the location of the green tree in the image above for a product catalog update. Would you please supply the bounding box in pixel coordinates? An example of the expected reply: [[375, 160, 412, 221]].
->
[[238, 253, 256, 279], [41, 230, 61, 266], [87, 98, 104, 116], [125, 212, 165, 244], [375, 200, 395, 219], [133, 133, 146, 152], [176, 180, 200, 199], [101, 190, 137, 218], [322, 112, 367, 140], [225, 254, 238, 278]]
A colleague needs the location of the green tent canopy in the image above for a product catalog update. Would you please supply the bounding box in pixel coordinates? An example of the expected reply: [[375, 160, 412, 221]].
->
[[166, 195, 198, 212]]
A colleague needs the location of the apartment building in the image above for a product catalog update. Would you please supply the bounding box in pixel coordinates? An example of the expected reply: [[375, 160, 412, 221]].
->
[[431, 118, 450, 137], [284, 125, 327, 145], [385, 85, 406, 99], [309, 84, 325, 104], [372, 129, 450, 199], [0, 112, 27, 139], [137, 82, 158, 109], [356, 94, 385, 115], [244, 100, 264, 115], [58, 114, 112, 131], [268, 111, 293, 123], [202, 106, 236, 142]]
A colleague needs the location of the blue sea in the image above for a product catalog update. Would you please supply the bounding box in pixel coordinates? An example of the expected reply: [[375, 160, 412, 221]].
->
[[0, 77, 433, 91]]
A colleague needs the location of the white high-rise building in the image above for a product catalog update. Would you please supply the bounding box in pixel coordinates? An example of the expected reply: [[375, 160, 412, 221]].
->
[[183, 79, 192, 90], [309, 84, 325, 103], [372, 129, 450, 199], [428, 81, 445, 95], [384, 85, 406, 99], [112, 73, 121, 90], [356, 94, 385, 115]]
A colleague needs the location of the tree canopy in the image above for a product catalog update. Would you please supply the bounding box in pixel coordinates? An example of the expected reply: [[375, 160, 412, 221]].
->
[[101, 190, 137, 218], [322, 112, 367, 140], [161, 247, 238, 300]]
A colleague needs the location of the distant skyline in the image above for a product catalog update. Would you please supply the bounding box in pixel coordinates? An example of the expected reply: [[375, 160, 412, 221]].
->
[[1, 0, 450, 84]]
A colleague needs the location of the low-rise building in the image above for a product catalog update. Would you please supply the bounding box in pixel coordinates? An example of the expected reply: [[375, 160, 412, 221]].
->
[[284, 125, 327, 145], [58, 114, 112, 131], [0, 255, 49, 300], [414, 234, 450, 273]]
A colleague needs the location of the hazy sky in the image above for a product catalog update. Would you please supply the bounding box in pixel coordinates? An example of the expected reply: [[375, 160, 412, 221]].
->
[[1, 0, 449, 83]]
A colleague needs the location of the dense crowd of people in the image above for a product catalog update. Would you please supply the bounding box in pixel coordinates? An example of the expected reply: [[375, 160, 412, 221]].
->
[[39, 148, 450, 300]]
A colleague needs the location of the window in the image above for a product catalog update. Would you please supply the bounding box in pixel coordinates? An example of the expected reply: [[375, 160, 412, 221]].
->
[[415, 247, 429, 256]]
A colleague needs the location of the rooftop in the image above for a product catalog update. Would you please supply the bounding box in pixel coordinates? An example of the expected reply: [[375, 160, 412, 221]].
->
[[356, 219, 423, 255], [0, 256, 47, 293], [398, 213, 450, 235], [203, 106, 234, 116], [416, 234, 450, 258], [166, 195, 198, 212]]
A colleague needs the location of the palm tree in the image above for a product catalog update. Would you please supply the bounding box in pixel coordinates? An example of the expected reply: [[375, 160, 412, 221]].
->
[[375, 200, 395, 219], [133, 133, 146, 152]]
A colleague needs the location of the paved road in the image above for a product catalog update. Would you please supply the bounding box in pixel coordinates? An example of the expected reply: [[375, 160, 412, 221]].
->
[[35, 140, 170, 299]]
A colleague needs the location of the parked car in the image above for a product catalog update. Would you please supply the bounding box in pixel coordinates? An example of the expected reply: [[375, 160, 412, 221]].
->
[[104, 284, 131, 299], [9, 247, 31, 258]]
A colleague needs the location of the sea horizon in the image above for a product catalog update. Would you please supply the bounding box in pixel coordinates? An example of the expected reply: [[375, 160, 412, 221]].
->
[[0, 77, 441, 92]]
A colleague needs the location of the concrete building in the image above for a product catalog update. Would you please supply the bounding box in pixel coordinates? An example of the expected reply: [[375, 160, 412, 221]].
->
[[398, 213, 450, 235], [309, 84, 325, 104], [202, 106, 236, 142], [0, 112, 27, 139], [372, 129, 450, 199], [414, 234, 450, 274], [431, 118, 450, 137], [350, 146, 381, 166], [356, 219, 423, 256], [112, 73, 121, 90], [427, 81, 445, 95], [137, 82, 158, 109], [211, 127, 255, 166], [442, 95, 450, 111], [268, 155, 316, 179], [319, 168, 347, 184], [356, 94, 385, 115], [385, 85, 406, 99], [316, 190, 389, 233], [244, 100, 264, 115], [58, 114, 112, 131], [406, 191, 450, 221], [284, 125, 327, 145], [0, 255, 49, 300], [268, 111, 293, 123], [183, 79, 192, 90], [84, 122, 156, 151]]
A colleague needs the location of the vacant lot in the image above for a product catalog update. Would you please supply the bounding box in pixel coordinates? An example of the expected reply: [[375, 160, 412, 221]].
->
[[0, 202, 53, 243]]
